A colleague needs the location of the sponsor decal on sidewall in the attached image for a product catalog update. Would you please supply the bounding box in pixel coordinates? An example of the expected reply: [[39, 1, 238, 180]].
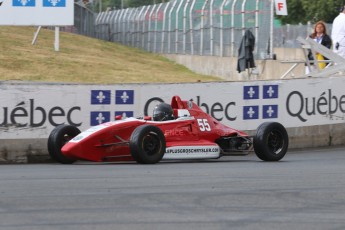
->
[[163, 146, 220, 160]]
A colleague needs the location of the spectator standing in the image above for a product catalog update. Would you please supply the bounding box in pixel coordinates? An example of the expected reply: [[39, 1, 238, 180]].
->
[[332, 6, 345, 58], [306, 21, 332, 73]]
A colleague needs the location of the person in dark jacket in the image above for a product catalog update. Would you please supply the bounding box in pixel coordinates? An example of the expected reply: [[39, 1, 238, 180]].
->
[[237, 29, 255, 73], [306, 21, 332, 73]]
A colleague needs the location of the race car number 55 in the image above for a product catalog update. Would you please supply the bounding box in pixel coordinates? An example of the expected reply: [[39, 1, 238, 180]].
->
[[197, 119, 211, 131]]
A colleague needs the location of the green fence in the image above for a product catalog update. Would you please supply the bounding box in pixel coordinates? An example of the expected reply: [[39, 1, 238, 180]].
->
[[94, 0, 274, 59]]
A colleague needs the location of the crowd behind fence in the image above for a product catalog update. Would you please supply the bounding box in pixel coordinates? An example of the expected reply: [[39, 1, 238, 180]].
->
[[73, 1, 332, 60]]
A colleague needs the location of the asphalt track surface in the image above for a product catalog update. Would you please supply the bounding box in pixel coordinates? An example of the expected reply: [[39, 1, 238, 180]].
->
[[1, 147, 345, 230]]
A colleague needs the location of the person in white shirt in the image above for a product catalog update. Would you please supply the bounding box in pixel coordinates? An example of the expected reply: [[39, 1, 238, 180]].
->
[[332, 5, 345, 58]]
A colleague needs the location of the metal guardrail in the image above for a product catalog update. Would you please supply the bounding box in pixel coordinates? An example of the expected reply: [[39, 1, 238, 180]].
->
[[280, 37, 345, 79]]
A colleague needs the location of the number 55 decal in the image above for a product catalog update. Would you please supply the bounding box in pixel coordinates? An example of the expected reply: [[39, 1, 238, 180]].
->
[[197, 119, 211, 131]]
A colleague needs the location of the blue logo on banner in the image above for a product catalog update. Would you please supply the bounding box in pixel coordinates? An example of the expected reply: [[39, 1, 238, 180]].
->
[[263, 85, 279, 99], [243, 106, 259, 120], [13, 0, 35, 6], [115, 90, 134, 104], [243, 86, 259, 100], [115, 111, 134, 119], [43, 0, 65, 7], [263, 105, 278, 119], [90, 112, 110, 126], [91, 90, 111, 105]]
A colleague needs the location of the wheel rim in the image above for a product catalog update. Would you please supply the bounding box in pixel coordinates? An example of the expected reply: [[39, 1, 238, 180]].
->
[[59, 133, 74, 147], [142, 132, 161, 156], [267, 130, 284, 154]]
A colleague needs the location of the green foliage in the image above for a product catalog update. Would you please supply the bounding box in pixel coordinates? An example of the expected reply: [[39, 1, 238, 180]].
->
[[278, 0, 344, 24], [128, 0, 164, 7], [99, 0, 167, 10], [277, 0, 306, 24]]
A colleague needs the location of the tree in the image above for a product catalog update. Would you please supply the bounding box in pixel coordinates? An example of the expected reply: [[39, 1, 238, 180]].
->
[[98, 0, 167, 10], [277, 0, 306, 24], [301, 0, 342, 23], [128, 0, 166, 7], [278, 0, 343, 24]]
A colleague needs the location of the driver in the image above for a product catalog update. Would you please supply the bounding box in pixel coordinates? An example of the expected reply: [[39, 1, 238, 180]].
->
[[152, 103, 175, 121]]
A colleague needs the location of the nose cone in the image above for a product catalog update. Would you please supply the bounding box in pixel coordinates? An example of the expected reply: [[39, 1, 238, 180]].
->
[[61, 142, 82, 160], [61, 138, 105, 162]]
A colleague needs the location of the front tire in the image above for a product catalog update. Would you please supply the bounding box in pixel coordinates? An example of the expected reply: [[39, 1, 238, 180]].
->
[[253, 122, 288, 161], [47, 125, 81, 164], [129, 125, 166, 164]]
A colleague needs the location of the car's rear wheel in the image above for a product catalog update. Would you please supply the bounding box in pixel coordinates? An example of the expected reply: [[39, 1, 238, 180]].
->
[[253, 122, 288, 161], [47, 125, 80, 164], [129, 125, 166, 164]]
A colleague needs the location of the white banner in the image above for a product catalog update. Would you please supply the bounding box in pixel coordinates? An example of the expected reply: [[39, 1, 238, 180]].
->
[[1, 76, 345, 139], [0, 0, 73, 25], [274, 0, 288, 16]]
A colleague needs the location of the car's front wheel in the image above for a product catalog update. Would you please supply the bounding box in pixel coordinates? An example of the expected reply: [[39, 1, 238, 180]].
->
[[253, 122, 288, 161], [129, 125, 166, 164], [47, 125, 80, 164]]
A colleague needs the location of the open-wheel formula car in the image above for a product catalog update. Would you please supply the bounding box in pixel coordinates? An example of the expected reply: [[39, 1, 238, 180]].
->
[[48, 96, 289, 164]]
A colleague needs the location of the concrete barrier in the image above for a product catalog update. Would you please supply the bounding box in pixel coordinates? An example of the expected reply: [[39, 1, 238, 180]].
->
[[164, 48, 306, 81], [0, 139, 48, 163]]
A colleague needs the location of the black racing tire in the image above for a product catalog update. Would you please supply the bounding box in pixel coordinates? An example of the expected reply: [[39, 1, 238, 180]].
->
[[47, 124, 81, 164], [253, 122, 289, 161], [129, 125, 166, 164]]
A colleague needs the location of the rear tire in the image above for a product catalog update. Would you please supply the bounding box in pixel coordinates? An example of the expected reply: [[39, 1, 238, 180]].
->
[[129, 125, 166, 164], [47, 125, 81, 164], [253, 122, 288, 161]]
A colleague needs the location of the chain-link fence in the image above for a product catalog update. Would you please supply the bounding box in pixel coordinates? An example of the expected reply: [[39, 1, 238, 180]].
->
[[46, 4, 94, 43], [274, 23, 333, 48], [73, 1, 333, 60], [69, 3, 95, 37], [92, 0, 273, 59]]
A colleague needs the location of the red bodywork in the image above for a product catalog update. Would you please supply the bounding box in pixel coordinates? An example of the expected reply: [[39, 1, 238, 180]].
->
[[61, 96, 248, 162]]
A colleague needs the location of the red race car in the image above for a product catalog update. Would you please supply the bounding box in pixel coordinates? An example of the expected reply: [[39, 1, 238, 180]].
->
[[48, 96, 289, 164]]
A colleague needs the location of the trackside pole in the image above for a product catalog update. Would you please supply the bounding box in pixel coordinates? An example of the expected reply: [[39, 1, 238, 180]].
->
[[32, 26, 60, 52], [270, 0, 274, 59], [54, 27, 60, 52], [32, 26, 42, 45]]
